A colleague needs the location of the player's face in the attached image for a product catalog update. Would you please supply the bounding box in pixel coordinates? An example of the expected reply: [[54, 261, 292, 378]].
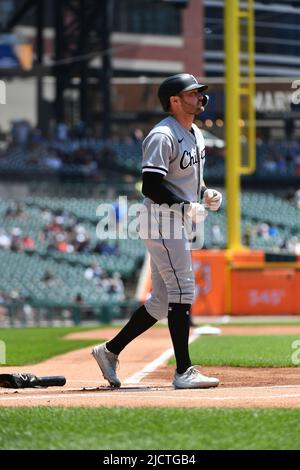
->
[[177, 89, 204, 115]]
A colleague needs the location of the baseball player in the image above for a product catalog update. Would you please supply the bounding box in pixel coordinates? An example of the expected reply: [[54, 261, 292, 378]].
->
[[92, 73, 222, 389]]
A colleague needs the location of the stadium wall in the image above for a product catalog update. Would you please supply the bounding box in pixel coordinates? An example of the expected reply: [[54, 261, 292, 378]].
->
[[138, 250, 300, 316]]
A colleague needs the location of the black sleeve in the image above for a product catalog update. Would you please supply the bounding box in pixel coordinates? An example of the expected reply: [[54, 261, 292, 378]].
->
[[200, 185, 208, 200], [142, 172, 190, 206]]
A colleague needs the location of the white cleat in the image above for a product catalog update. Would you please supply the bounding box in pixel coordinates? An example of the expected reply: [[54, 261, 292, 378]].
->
[[91, 343, 121, 388], [173, 366, 219, 389]]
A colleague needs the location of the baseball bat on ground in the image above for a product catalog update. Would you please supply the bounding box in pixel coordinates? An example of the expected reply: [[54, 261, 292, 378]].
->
[[0, 373, 66, 388]]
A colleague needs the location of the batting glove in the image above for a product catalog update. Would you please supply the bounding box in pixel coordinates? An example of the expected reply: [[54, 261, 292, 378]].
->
[[203, 189, 222, 212]]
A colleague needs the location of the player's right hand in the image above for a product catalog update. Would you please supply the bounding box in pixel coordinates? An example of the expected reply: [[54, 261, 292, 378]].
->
[[187, 202, 208, 224], [203, 189, 222, 211]]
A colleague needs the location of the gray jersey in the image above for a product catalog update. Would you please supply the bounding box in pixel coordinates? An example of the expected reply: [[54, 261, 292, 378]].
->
[[142, 115, 205, 203]]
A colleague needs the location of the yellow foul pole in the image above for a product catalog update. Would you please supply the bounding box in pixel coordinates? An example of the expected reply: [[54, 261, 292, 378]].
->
[[225, 0, 242, 251], [224, 0, 256, 313]]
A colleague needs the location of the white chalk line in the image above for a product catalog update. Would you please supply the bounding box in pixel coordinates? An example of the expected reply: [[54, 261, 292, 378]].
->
[[2, 332, 300, 403], [122, 333, 300, 393], [123, 332, 199, 385]]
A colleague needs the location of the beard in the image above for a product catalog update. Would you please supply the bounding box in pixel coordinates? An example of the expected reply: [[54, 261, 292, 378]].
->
[[191, 103, 204, 115], [180, 97, 203, 116]]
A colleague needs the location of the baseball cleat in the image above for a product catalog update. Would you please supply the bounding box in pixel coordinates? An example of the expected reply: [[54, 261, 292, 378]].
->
[[92, 343, 121, 388], [173, 366, 219, 389]]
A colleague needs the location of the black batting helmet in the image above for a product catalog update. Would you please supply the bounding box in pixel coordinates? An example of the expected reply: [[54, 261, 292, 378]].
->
[[158, 73, 208, 112]]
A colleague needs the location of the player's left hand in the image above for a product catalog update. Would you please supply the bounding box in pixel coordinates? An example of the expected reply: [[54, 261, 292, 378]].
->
[[203, 189, 222, 211]]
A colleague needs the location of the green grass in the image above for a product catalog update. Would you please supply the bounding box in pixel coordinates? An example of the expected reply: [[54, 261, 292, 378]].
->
[[1, 327, 300, 368], [170, 335, 300, 367], [1, 407, 300, 450], [0, 327, 102, 366]]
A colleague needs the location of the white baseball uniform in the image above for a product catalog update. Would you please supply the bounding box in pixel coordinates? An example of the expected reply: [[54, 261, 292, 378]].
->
[[141, 115, 206, 321]]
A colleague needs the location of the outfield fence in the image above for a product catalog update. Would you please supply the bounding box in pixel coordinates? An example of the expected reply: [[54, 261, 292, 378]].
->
[[0, 299, 139, 327]]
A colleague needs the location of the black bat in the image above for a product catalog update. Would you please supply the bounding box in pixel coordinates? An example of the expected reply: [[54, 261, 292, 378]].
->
[[0, 373, 66, 388]]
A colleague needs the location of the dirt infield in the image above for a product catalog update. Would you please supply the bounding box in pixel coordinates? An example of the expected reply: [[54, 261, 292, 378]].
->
[[1, 325, 300, 409]]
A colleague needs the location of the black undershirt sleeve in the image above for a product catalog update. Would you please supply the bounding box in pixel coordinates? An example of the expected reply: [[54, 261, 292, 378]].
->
[[142, 172, 189, 206]]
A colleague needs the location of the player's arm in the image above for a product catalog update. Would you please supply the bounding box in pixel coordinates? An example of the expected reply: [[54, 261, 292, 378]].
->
[[142, 173, 207, 223], [142, 172, 189, 206]]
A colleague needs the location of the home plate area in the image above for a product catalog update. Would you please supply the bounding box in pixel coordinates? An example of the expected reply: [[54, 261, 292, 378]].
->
[[1, 326, 300, 408]]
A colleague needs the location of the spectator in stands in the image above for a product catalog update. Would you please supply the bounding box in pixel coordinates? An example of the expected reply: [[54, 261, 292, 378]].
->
[[263, 154, 277, 173], [276, 156, 287, 174], [294, 189, 300, 209], [56, 233, 73, 253], [22, 235, 35, 252], [74, 226, 90, 252], [295, 156, 300, 175], [10, 227, 22, 251], [0, 229, 11, 249], [15, 203, 25, 218], [285, 150, 295, 173], [72, 292, 84, 325], [258, 140, 300, 176], [0, 290, 7, 304], [42, 150, 63, 170], [112, 198, 127, 235], [41, 208, 52, 224], [109, 272, 125, 301], [93, 240, 118, 255], [41, 269, 57, 287], [75, 293, 84, 304], [132, 128, 144, 143], [11, 120, 30, 147], [287, 236, 300, 254], [279, 237, 288, 250], [286, 187, 296, 205], [54, 212, 65, 226], [41, 228, 56, 251], [268, 225, 280, 239], [56, 122, 69, 141], [243, 222, 252, 247], [210, 222, 223, 247], [22, 303, 34, 323], [0, 290, 7, 322], [257, 222, 270, 240], [55, 208, 75, 226], [4, 207, 13, 218], [4, 203, 25, 219], [10, 289, 21, 301], [84, 263, 104, 281], [93, 240, 105, 254], [100, 273, 124, 300]]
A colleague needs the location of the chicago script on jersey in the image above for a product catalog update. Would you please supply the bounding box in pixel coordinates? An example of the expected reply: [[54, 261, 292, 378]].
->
[[180, 149, 202, 169]]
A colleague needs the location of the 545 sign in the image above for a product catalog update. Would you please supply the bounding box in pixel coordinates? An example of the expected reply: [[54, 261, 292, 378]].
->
[[249, 289, 285, 306]]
